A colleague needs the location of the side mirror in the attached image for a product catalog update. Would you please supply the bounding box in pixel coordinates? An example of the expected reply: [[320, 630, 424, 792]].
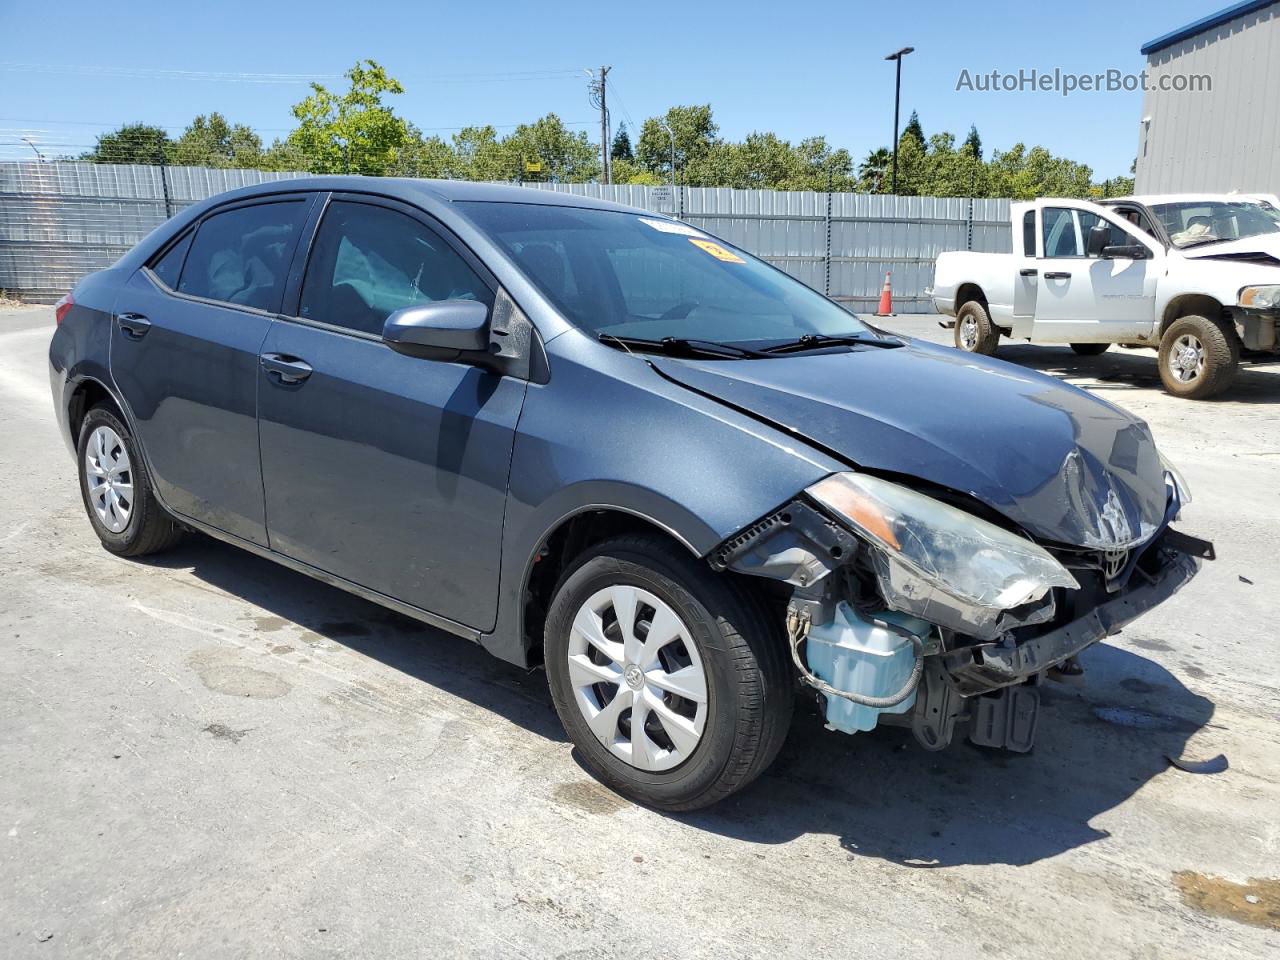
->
[[1086, 222, 1110, 257], [382, 300, 490, 361], [1100, 244, 1149, 260]]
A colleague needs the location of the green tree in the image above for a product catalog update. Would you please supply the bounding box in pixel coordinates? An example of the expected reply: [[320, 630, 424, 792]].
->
[[611, 123, 633, 162], [902, 110, 924, 147], [963, 124, 982, 160], [637, 105, 719, 184], [284, 59, 409, 175], [82, 123, 172, 164], [503, 113, 599, 183], [858, 148, 892, 193], [171, 113, 263, 168]]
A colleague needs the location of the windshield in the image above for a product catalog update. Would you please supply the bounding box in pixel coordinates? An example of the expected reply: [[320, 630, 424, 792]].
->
[[1150, 200, 1280, 249], [459, 202, 870, 345]]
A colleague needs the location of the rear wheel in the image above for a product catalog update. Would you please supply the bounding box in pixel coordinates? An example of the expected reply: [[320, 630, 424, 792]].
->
[[954, 300, 1000, 355], [1070, 343, 1109, 356], [77, 405, 183, 556], [1157, 315, 1239, 399], [544, 535, 792, 811]]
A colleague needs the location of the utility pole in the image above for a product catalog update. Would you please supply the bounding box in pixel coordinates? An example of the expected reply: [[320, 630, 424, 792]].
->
[[589, 66, 612, 185], [884, 46, 914, 195]]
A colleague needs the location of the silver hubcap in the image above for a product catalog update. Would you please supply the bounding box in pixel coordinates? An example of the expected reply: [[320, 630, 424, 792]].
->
[[959, 316, 979, 350], [567, 585, 708, 772], [1168, 334, 1205, 383], [84, 425, 133, 533]]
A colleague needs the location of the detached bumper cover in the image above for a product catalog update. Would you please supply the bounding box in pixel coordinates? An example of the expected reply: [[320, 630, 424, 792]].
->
[[941, 535, 1202, 696]]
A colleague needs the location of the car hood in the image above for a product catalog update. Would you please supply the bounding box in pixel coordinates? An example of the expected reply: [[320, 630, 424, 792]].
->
[[652, 340, 1167, 549], [1179, 232, 1280, 263]]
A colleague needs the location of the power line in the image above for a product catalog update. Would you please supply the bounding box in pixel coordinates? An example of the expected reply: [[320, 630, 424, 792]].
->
[[0, 62, 586, 85]]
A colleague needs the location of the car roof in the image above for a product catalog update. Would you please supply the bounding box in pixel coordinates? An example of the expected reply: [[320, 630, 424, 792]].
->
[[1102, 193, 1273, 205], [216, 175, 643, 213]]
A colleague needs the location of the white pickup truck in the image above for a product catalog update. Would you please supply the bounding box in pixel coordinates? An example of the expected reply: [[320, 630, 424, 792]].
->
[[931, 194, 1280, 399]]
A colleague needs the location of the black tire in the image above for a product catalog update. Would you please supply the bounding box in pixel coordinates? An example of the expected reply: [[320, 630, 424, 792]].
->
[[1157, 314, 1240, 400], [1070, 342, 1110, 356], [544, 535, 793, 811], [76, 405, 183, 556], [953, 300, 1000, 355]]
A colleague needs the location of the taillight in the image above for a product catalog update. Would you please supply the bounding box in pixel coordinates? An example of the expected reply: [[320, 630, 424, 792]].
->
[[54, 293, 74, 326]]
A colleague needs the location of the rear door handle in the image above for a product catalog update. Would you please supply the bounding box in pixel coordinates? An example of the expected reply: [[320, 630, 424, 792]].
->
[[117, 313, 152, 339], [1043, 271, 1072, 280], [1019, 268, 1038, 277], [260, 353, 313, 385]]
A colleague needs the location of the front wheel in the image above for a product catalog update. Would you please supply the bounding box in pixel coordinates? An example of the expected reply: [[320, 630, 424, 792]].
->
[[954, 300, 1000, 355], [1158, 315, 1240, 399], [544, 535, 793, 811]]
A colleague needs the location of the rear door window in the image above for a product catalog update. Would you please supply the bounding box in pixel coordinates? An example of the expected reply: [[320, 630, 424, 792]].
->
[[297, 200, 491, 337], [177, 199, 308, 312]]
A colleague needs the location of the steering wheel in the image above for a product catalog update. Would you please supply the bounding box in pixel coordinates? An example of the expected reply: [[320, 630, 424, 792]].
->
[[659, 301, 699, 321]]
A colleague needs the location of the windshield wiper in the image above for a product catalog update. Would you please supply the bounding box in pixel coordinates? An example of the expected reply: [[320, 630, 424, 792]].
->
[[598, 334, 770, 359], [761, 332, 904, 354]]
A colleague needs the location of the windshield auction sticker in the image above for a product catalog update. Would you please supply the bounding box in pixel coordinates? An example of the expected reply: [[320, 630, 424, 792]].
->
[[687, 238, 745, 263], [638, 217, 705, 237]]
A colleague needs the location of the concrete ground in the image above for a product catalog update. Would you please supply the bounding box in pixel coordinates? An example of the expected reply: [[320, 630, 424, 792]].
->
[[2, 305, 1278, 958]]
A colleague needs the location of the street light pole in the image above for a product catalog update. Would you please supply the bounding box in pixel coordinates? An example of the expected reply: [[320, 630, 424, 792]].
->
[[884, 46, 914, 195], [21, 137, 45, 162]]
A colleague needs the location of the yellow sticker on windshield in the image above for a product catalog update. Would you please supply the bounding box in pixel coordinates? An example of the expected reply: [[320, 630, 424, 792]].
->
[[688, 238, 745, 263]]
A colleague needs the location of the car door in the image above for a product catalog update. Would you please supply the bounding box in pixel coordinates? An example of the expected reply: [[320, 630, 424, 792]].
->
[[1009, 202, 1038, 338], [257, 194, 527, 631], [1031, 201, 1158, 343], [111, 194, 315, 546]]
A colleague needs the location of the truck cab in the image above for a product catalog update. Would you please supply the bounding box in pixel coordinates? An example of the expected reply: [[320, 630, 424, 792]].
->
[[931, 194, 1280, 398]]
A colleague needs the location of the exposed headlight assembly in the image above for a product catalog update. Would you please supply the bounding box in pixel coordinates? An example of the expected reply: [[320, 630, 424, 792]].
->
[[807, 472, 1079, 638], [1160, 451, 1192, 508], [1239, 285, 1280, 310]]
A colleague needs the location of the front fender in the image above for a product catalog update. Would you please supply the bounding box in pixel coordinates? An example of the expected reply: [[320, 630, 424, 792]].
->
[[479, 335, 843, 666]]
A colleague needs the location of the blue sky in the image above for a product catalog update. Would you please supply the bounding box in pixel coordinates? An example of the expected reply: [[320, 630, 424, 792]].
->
[[1, 0, 1218, 179]]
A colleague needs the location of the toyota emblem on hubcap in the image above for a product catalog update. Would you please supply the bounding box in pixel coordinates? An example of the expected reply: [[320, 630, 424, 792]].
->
[[623, 663, 644, 690]]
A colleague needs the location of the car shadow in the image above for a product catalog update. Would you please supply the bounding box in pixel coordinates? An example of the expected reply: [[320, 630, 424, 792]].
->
[[142, 534, 1215, 869], [139, 534, 567, 744], [675, 641, 1215, 867], [992, 343, 1280, 403]]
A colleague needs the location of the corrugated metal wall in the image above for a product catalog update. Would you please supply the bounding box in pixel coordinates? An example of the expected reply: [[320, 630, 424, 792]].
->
[[0, 161, 1010, 308], [1135, 2, 1280, 194]]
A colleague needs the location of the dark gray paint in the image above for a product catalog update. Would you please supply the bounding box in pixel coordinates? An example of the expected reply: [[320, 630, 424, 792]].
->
[[49, 176, 1173, 671], [257, 318, 525, 631]]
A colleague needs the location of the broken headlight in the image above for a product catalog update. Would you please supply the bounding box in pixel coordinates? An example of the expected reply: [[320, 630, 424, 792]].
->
[[1160, 451, 1192, 507], [806, 472, 1079, 636]]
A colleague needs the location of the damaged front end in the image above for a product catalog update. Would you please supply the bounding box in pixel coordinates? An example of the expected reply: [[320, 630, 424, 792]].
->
[[711, 466, 1210, 754]]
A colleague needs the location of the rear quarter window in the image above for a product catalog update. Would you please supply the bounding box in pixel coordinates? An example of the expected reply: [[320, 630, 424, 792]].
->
[[177, 199, 308, 312], [149, 230, 193, 289]]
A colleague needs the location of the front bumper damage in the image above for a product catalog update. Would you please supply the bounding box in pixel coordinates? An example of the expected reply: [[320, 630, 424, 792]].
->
[[713, 492, 1209, 753]]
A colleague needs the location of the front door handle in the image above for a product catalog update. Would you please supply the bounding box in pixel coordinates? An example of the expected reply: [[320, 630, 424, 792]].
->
[[260, 353, 313, 385], [1019, 268, 1038, 277], [1043, 271, 1072, 280], [117, 313, 152, 339]]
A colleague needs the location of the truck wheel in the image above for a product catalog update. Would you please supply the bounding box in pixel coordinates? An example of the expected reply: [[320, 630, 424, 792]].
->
[[954, 301, 999, 355], [1158, 315, 1240, 399], [1070, 343, 1109, 356], [544, 535, 793, 811]]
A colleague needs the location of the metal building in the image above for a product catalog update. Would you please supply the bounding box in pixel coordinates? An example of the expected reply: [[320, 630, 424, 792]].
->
[[1135, 0, 1280, 194]]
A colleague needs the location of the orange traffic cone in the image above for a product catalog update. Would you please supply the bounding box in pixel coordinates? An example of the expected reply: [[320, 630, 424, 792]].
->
[[875, 272, 893, 316]]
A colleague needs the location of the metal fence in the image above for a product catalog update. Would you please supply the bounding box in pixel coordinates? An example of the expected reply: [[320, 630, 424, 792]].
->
[[0, 161, 1012, 309]]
